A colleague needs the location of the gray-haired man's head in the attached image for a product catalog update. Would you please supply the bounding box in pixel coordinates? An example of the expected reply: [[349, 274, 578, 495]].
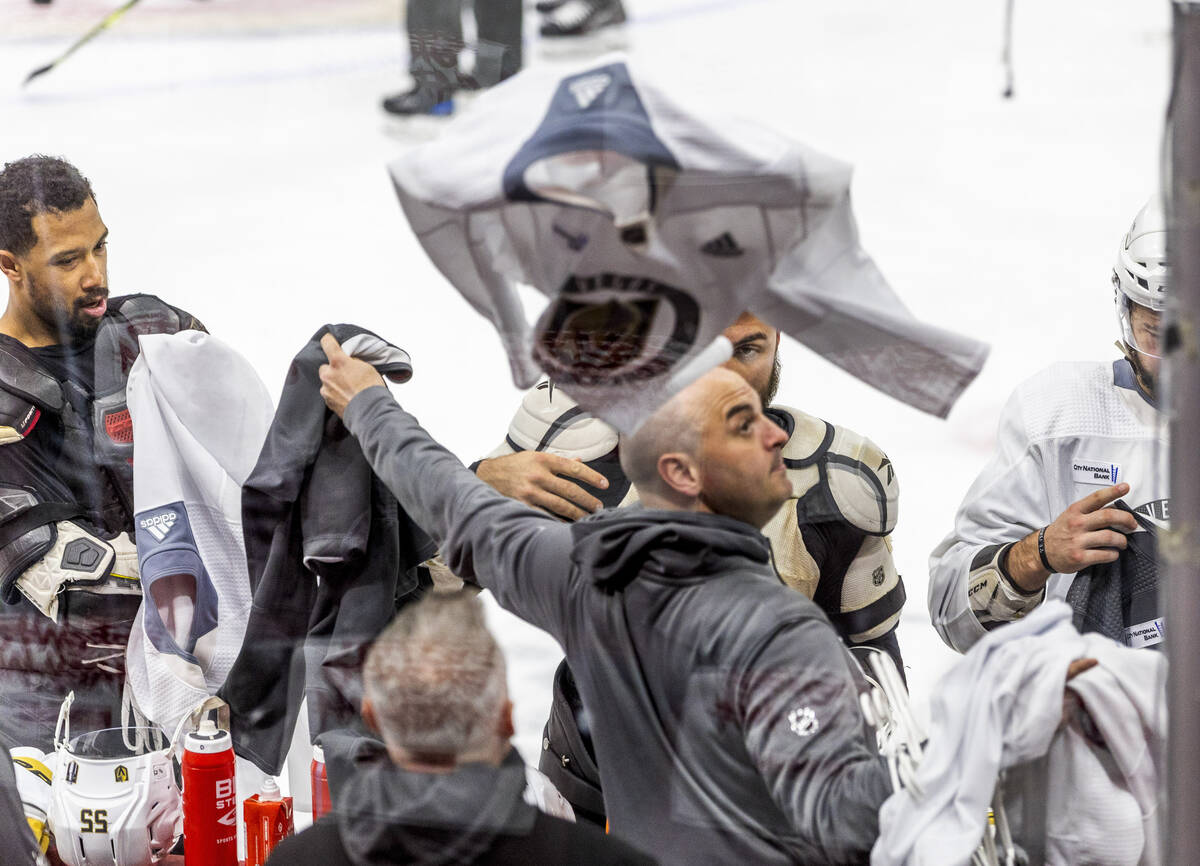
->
[[363, 592, 511, 768]]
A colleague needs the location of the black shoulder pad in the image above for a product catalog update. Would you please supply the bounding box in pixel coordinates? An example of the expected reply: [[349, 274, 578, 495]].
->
[[108, 294, 199, 336], [0, 390, 42, 445], [0, 341, 64, 411]]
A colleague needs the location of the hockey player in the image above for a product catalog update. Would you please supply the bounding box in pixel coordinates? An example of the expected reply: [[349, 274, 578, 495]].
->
[[0, 155, 205, 749], [319, 348, 893, 865], [382, 1, 522, 116], [475, 311, 903, 825], [928, 199, 1166, 653]]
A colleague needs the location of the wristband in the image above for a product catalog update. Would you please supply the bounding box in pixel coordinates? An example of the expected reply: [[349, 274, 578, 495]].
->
[[1037, 527, 1054, 573]]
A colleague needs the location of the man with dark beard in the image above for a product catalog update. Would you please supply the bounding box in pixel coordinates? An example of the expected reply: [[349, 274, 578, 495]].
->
[[0, 155, 204, 750], [469, 311, 906, 827]]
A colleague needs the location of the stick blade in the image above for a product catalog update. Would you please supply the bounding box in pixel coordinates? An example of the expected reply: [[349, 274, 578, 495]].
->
[[23, 62, 54, 87]]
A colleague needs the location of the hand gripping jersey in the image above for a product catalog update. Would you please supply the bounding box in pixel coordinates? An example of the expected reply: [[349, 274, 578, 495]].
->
[[389, 56, 988, 432], [125, 332, 275, 735], [220, 326, 436, 775], [928, 359, 1167, 653]]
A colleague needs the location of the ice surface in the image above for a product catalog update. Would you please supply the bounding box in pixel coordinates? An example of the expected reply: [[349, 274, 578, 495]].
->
[[0, 0, 1171, 764]]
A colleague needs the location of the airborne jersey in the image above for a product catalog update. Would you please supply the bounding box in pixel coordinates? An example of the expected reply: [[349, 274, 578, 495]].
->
[[389, 56, 988, 433], [928, 359, 1167, 653]]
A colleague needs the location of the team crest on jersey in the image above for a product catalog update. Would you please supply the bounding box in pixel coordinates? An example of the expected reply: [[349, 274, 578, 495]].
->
[[1136, 499, 1169, 524], [114, 765, 129, 783], [534, 274, 700, 386]]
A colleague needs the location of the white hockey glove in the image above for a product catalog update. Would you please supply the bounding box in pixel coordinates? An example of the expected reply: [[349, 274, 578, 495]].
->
[[16, 525, 140, 622]]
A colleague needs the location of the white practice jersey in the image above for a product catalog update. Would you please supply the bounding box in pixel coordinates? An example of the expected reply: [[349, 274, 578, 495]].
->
[[928, 359, 1167, 653], [126, 331, 275, 733], [389, 55, 987, 432]]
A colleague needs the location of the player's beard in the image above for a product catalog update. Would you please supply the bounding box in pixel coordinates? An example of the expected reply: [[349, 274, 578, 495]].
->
[[760, 350, 781, 407], [27, 272, 106, 345]]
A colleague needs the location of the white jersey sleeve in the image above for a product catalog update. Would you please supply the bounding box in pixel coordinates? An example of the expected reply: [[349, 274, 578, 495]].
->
[[928, 361, 1166, 653]]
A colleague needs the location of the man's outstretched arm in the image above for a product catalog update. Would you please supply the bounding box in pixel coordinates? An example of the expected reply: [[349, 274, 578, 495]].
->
[[318, 333, 575, 636]]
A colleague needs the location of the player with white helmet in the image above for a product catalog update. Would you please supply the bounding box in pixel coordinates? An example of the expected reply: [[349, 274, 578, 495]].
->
[[1113, 197, 1168, 394], [929, 199, 1168, 652]]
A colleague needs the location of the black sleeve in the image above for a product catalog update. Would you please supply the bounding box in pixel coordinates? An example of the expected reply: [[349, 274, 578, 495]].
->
[[801, 520, 905, 673]]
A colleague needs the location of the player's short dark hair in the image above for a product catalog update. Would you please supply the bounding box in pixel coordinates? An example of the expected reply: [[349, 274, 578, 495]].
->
[[0, 155, 96, 256]]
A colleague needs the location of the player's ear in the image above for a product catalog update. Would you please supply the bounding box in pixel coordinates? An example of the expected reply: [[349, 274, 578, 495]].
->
[[497, 700, 515, 740], [658, 452, 700, 498], [0, 249, 21, 282]]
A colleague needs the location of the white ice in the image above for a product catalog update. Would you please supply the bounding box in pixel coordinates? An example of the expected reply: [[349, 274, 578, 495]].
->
[[0, 0, 1171, 766]]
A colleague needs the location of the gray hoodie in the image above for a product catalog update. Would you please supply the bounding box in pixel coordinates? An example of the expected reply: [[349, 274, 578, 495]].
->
[[344, 387, 891, 865]]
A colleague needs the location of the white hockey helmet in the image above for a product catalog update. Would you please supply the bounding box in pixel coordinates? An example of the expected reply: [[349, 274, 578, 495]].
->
[[1113, 197, 1169, 357], [47, 693, 182, 866]]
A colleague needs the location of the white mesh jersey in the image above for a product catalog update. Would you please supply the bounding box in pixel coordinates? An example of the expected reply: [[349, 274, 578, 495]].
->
[[125, 332, 274, 733], [928, 360, 1167, 653], [389, 55, 987, 433]]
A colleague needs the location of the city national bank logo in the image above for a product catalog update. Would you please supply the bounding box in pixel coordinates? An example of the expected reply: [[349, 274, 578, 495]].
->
[[140, 511, 177, 542], [1072, 460, 1121, 486], [535, 274, 700, 387]]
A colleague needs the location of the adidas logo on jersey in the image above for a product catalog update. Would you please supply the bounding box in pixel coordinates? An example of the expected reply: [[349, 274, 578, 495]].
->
[[568, 73, 611, 110], [140, 511, 178, 542], [699, 232, 744, 258]]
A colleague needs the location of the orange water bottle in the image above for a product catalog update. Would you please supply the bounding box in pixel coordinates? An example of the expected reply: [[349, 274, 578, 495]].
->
[[244, 776, 293, 866]]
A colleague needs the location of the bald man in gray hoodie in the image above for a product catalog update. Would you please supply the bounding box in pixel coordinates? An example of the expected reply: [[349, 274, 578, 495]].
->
[[318, 334, 891, 866]]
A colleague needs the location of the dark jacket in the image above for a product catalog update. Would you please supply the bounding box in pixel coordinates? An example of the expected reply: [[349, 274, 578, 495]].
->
[[220, 326, 436, 774], [344, 388, 891, 866], [266, 733, 655, 866]]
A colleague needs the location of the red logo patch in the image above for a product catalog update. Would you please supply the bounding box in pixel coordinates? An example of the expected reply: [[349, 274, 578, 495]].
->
[[105, 409, 133, 444]]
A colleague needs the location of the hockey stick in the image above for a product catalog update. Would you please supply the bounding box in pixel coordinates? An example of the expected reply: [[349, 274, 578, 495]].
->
[[24, 0, 144, 87]]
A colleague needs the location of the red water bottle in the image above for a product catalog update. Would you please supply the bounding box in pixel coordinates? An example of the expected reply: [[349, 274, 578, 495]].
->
[[182, 719, 238, 866], [311, 744, 332, 821]]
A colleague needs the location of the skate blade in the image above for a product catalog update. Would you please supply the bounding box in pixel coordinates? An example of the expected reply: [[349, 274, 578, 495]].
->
[[536, 25, 630, 59]]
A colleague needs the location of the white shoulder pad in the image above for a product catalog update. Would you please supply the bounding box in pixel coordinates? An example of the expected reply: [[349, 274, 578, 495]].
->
[[774, 404, 899, 536], [503, 380, 619, 461]]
